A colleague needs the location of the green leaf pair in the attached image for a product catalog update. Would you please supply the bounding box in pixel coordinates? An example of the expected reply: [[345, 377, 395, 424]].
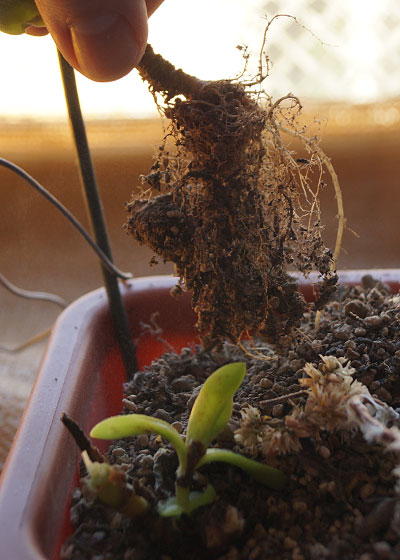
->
[[90, 362, 287, 517]]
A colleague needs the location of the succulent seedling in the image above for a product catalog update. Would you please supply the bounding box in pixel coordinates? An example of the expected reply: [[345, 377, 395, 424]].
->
[[89, 362, 287, 518], [0, 0, 44, 35]]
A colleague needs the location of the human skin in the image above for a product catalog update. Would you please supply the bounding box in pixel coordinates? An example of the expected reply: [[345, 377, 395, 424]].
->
[[27, 0, 164, 82]]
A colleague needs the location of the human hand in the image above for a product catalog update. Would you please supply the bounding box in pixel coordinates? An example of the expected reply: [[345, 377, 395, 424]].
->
[[29, 0, 164, 82]]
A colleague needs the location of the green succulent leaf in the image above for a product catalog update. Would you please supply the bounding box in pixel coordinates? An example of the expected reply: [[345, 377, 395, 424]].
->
[[158, 484, 217, 517], [0, 0, 44, 35], [197, 448, 287, 490], [186, 362, 246, 448], [90, 414, 187, 467]]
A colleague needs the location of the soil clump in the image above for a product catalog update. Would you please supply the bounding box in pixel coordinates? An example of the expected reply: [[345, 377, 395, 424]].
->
[[126, 45, 337, 349]]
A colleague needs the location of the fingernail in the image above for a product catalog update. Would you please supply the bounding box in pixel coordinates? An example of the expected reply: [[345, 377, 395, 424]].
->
[[71, 12, 140, 82]]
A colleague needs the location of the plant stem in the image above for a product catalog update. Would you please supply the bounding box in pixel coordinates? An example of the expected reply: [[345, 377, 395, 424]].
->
[[137, 44, 201, 100], [175, 483, 190, 510]]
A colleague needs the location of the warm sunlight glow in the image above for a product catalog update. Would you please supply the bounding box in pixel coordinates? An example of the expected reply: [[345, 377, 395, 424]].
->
[[0, 0, 263, 119], [1, 0, 400, 119]]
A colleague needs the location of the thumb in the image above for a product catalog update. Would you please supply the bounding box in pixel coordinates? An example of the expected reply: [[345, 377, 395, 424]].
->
[[34, 0, 150, 82]]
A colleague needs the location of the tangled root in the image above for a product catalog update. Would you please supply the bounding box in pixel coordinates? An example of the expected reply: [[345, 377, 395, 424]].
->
[[126, 45, 338, 349]]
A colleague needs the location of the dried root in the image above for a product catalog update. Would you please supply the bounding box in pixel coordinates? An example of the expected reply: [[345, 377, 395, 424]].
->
[[126, 44, 338, 348]]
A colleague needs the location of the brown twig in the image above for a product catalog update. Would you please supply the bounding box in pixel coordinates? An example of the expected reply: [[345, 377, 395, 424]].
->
[[260, 390, 308, 410], [61, 412, 104, 463]]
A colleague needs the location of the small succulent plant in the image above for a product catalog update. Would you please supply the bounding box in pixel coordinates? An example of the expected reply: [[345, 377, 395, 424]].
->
[[88, 362, 287, 518]]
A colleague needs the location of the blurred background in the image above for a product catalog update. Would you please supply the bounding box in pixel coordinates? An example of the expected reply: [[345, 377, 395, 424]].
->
[[1, 0, 400, 468]]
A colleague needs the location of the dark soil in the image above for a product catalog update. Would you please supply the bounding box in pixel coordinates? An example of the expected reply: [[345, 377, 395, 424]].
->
[[62, 275, 400, 560]]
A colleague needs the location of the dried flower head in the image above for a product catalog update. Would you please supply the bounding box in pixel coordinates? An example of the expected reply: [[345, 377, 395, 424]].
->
[[389, 295, 400, 309], [236, 353, 400, 486], [259, 424, 303, 457], [235, 406, 263, 454], [300, 355, 368, 432], [236, 356, 372, 458], [235, 405, 303, 457]]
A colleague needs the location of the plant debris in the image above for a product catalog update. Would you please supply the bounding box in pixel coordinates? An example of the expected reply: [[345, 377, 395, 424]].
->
[[63, 276, 400, 560], [126, 44, 339, 349]]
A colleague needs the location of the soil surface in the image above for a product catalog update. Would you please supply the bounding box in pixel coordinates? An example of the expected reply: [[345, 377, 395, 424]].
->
[[62, 275, 400, 560]]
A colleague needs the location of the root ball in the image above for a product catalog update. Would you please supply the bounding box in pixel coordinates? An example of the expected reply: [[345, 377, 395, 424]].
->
[[126, 45, 337, 348]]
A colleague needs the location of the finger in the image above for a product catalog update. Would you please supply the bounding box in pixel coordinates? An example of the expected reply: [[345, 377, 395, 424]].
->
[[146, 0, 164, 17], [34, 0, 150, 82], [25, 25, 49, 36]]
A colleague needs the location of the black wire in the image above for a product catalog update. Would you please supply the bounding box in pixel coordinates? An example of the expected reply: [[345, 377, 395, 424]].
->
[[0, 157, 132, 281], [0, 271, 67, 308], [58, 51, 137, 375]]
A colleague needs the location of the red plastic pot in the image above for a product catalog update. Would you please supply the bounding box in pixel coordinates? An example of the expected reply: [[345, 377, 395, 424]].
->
[[0, 272, 399, 559]]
